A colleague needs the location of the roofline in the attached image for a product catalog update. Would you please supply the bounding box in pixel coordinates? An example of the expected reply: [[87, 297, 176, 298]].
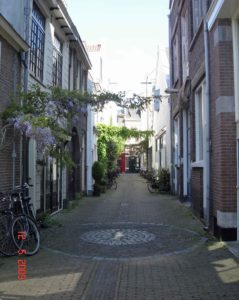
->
[[56, 0, 92, 69], [169, 0, 176, 11], [205, 0, 224, 30]]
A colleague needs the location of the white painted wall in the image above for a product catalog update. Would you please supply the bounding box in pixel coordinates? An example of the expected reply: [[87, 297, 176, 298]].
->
[[87, 46, 103, 85], [28, 139, 38, 210], [87, 76, 99, 195], [0, 0, 26, 38], [27, 1, 70, 212], [28, 10, 69, 88], [149, 47, 170, 171], [96, 101, 119, 125]]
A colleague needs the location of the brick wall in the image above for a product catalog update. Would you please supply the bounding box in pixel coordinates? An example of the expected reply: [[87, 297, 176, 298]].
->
[[0, 36, 21, 196], [209, 20, 237, 217], [169, 2, 236, 239], [188, 3, 205, 216], [191, 168, 203, 219]]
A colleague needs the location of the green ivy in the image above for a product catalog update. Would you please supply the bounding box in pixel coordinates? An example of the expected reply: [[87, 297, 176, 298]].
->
[[96, 124, 153, 171], [1, 84, 154, 168]]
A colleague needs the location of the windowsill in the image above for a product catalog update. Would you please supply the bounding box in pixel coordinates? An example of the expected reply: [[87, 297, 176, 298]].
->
[[172, 78, 179, 87], [29, 72, 46, 88], [189, 21, 204, 52], [191, 160, 204, 168]]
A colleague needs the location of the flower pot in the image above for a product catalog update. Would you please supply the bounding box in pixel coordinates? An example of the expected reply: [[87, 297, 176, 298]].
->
[[93, 184, 101, 196]]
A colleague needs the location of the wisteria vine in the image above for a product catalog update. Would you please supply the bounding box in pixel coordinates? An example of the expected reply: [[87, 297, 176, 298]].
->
[[1, 84, 152, 166]]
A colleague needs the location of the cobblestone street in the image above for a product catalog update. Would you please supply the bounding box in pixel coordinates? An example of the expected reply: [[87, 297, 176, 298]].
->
[[0, 174, 239, 299]]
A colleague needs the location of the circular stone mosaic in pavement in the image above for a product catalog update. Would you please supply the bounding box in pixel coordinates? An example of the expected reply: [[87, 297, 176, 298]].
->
[[80, 229, 156, 246], [42, 222, 206, 260]]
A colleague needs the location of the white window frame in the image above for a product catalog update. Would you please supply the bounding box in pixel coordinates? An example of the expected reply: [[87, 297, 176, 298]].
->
[[194, 80, 206, 163], [155, 138, 159, 152], [52, 35, 63, 87], [192, 0, 208, 35], [30, 3, 45, 81], [181, 11, 189, 81], [174, 117, 180, 167], [173, 36, 179, 84], [159, 131, 167, 169]]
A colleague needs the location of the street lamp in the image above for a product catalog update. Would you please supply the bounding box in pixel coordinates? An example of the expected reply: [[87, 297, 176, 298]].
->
[[164, 88, 179, 94], [141, 75, 152, 99]]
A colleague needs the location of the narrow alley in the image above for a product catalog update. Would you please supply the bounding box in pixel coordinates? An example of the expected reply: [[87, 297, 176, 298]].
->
[[0, 174, 239, 300]]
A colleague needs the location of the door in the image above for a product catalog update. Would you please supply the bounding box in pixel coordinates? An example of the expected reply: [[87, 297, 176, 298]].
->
[[45, 157, 61, 212]]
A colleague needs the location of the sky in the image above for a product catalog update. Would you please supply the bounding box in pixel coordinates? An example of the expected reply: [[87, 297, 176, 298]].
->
[[67, 0, 169, 95]]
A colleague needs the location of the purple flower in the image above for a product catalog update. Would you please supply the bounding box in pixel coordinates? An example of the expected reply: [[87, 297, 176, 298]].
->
[[23, 126, 56, 153], [72, 115, 80, 126]]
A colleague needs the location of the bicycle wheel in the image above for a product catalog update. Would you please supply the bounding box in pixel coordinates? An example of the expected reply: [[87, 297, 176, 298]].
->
[[0, 213, 22, 256], [11, 215, 40, 256], [110, 180, 117, 190], [147, 182, 159, 193]]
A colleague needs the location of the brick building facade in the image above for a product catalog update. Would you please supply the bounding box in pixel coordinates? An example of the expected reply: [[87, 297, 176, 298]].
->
[[0, 14, 28, 195], [169, 0, 238, 240], [0, 1, 91, 214]]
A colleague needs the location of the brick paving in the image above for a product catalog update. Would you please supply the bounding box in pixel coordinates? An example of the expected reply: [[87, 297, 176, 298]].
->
[[0, 174, 239, 299]]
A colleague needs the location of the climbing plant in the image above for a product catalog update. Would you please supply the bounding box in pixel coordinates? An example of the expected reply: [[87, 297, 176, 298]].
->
[[106, 140, 118, 171], [96, 124, 153, 171], [1, 84, 154, 167]]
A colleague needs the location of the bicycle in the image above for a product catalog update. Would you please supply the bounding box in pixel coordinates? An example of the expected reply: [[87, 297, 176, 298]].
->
[[107, 177, 117, 190], [11, 183, 37, 221], [11, 214, 40, 256], [10, 184, 40, 255], [0, 186, 40, 256], [147, 177, 160, 193], [106, 170, 118, 190], [0, 193, 23, 256]]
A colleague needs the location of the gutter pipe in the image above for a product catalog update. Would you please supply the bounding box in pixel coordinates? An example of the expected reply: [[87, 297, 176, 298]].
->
[[20, 0, 31, 185], [203, 20, 211, 229]]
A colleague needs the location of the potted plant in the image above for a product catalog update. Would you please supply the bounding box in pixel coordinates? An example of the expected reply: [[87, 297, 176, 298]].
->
[[158, 168, 170, 192], [99, 178, 107, 193], [92, 161, 104, 196]]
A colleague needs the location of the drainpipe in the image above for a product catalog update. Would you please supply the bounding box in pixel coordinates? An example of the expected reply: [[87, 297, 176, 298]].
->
[[12, 141, 16, 189], [20, 0, 31, 185], [168, 13, 174, 193], [12, 52, 17, 188], [203, 20, 211, 230], [20, 49, 29, 185]]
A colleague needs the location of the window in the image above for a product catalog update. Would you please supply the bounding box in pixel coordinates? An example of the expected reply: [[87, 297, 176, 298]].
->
[[195, 81, 205, 161], [72, 57, 79, 90], [30, 3, 45, 81], [78, 60, 81, 90], [52, 36, 63, 86], [81, 70, 87, 92], [165, 74, 170, 88], [192, 0, 208, 35], [181, 11, 189, 81], [159, 132, 167, 168], [174, 117, 180, 166], [155, 139, 159, 152], [173, 36, 179, 83]]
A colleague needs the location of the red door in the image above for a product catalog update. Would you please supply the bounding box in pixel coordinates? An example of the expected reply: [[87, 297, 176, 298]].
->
[[120, 153, 126, 173]]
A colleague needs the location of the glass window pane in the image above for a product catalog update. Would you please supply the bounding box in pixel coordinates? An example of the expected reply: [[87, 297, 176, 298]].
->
[[30, 5, 45, 81]]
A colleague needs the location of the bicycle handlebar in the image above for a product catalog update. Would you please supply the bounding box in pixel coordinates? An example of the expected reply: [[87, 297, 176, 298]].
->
[[14, 183, 33, 190]]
